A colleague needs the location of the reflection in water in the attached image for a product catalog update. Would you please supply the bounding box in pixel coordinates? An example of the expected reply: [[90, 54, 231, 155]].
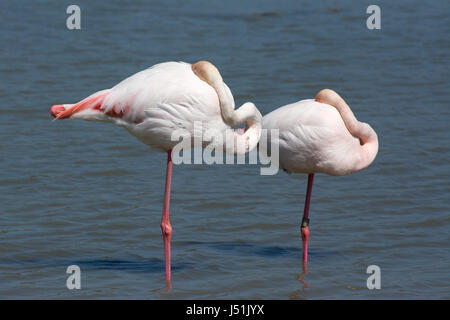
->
[[157, 280, 172, 298], [165, 279, 172, 293], [296, 261, 309, 289]]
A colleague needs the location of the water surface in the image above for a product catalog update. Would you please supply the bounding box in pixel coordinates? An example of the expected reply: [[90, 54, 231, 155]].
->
[[0, 0, 448, 299]]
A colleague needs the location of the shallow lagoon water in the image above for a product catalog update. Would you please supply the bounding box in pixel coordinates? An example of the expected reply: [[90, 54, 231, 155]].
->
[[0, 0, 448, 299]]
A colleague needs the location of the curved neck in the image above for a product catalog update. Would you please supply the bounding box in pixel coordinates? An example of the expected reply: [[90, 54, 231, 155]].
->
[[223, 103, 262, 155], [315, 89, 376, 144], [315, 89, 378, 170], [192, 61, 262, 154]]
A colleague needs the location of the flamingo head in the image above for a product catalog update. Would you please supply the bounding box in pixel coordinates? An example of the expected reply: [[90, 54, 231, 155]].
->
[[50, 105, 66, 118]]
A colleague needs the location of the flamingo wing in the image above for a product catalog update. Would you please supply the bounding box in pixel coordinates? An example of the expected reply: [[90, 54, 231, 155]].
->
[[54, 62, 222, 126]]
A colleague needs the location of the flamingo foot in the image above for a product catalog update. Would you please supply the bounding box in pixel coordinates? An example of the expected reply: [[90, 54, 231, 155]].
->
[[50, 105, 66, 118]]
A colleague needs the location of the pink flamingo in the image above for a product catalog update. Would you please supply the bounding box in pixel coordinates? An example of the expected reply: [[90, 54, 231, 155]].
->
[[50, 61, 262, 287], [260, 89, 378, 277]]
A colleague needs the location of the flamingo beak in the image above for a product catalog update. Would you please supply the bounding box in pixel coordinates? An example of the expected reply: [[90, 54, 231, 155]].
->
[[236, 127, 246, 135]]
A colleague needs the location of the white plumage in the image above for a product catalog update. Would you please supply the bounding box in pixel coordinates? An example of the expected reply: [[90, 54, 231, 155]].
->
[[54, 62, 259, 152], [261, 94, 378, 176], [50, 61, 262, 287], [259, 89, 379, 277]]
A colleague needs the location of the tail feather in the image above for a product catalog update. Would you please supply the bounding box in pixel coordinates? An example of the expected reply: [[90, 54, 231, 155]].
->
[[54, 90, 110, 120]]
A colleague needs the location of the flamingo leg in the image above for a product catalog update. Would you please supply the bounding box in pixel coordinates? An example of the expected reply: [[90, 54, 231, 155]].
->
[[161, 150, 173, 287], [301, 173, 314, 266]]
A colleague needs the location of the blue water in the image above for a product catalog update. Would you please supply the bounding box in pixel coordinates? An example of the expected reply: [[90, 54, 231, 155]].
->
[[0, 0, 448, 299]]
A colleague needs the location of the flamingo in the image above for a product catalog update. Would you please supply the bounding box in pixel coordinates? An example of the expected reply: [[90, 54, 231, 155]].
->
[[50, 61, 262, 287], [260, 89, 378, 277]]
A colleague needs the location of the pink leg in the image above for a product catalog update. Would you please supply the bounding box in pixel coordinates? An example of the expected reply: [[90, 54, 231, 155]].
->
[[161, 150, 173, 287], [301, 173, 314, 264]]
